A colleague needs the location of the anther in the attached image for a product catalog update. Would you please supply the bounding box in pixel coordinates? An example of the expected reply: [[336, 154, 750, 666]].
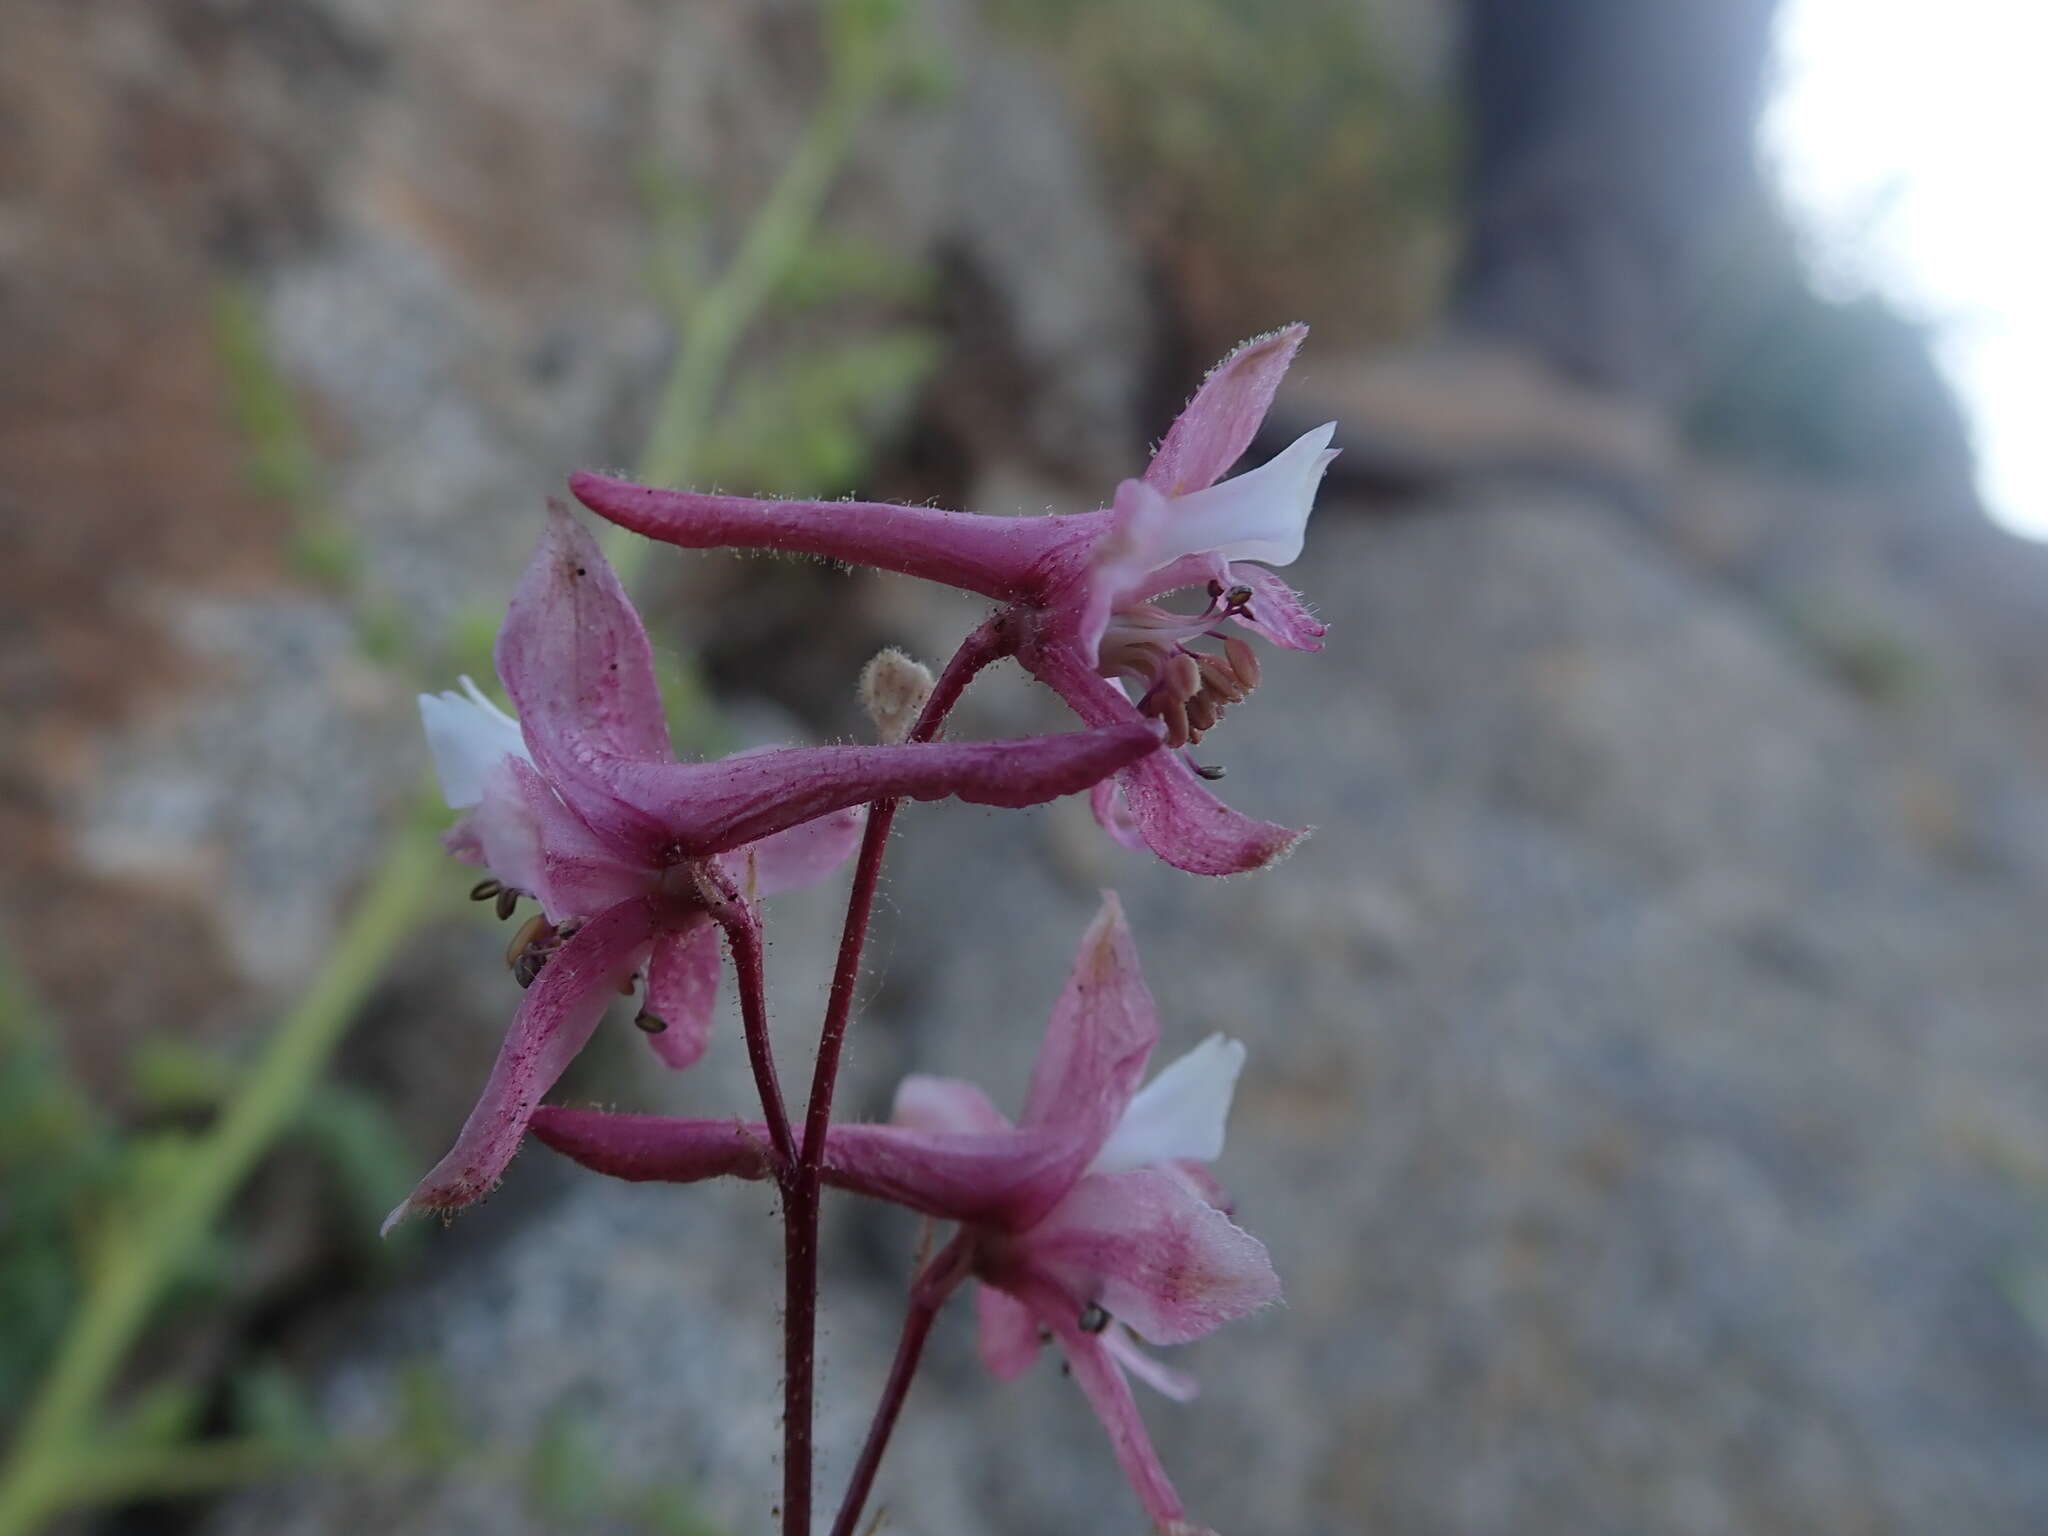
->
[[1192, 761, 1228, 781], [1224, 635, 1261, 689], [469, 878, 503, 902], [494, 886, 520, 921], [1165, 652, 1202, 702], [1159, 692, 1191, 749], [1078, 1302, 1110, 1334], [1196, 654, 1246, 704], [1225, 583, 1254, 613], [1185, 694, 1218, 734], [634, 1008, 669, 1035]]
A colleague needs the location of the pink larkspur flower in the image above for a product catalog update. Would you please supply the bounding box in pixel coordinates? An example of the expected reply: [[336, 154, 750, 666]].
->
[[570, 326, 1335, 876], [533, 895, 1276, 1533], [389, 508, 1160, 1232]]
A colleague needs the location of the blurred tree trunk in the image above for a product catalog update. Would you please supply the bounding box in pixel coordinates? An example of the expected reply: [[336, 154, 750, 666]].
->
[[1454, 0, 1781, 402]]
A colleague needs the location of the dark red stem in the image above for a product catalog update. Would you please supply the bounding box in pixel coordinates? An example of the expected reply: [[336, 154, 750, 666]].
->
[[704, 871, 796, 1173], [780, 616, 1013, 1536], [828, 1236, 972, 1536]]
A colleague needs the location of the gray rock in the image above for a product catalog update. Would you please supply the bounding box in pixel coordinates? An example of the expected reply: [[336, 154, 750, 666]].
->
[[211, 484, 2048, 1534]]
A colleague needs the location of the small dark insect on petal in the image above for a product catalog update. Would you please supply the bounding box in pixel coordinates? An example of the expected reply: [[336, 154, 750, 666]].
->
[[506, 914, 556, 989], [505, 914, 549, 966], [1078, 1302, 1110, 1334]]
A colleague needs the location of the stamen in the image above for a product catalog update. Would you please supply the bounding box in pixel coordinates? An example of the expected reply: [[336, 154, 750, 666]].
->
[[1158, 692, 1191, 749], [1185, 694, 1218, 734], [1078, 1302, 1111, 1334], [469, 878, 502, 902], [1164, 652, 1202, 702], [634, 1008, 669, 1034], [1192, 761, 1228, 781], [1195, 654, 1245, 704], [1224, 635, 1261, 690], [494, 886, 520, 921]]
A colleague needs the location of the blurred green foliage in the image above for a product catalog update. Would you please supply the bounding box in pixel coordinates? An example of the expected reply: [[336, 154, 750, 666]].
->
[[993, 0, 1456, 342], [0, 950, 120, 1415], [697, 330, 944, 493], [0, 3, 938, 1530]]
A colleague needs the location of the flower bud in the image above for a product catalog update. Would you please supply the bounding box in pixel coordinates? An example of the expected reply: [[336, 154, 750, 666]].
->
[[859, 647, 935, 743]]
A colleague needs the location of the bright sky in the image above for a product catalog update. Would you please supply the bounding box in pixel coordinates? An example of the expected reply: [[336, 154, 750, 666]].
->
[[1763, 0, 2048, 536]]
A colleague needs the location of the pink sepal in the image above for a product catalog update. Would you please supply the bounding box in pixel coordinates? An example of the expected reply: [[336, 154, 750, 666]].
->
[[1019, 893, 1157, 1148], [1143, 324, 1308, 497], [1031, 646, 1305, 875], [977, 1286, 1044, 1381], [641, 917, 721, 1069], [1024, 1168, 1281, 1346], [739, 805, 865, 895], [384, 899, 657, 1232]]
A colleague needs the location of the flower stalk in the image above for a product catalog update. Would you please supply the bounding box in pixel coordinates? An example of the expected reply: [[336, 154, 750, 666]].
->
[[781, 616, 1015, 1533]]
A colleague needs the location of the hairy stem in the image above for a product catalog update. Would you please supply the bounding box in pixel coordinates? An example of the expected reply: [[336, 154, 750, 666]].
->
[[707, 881, 796, 1175], [781, 617, 1013, 1536], [828, 1236, 971, 1536]]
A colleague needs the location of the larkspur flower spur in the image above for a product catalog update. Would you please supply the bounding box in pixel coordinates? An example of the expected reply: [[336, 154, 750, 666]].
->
[[390, 508, 1160, 1231], [570, 326, 1335, 876]]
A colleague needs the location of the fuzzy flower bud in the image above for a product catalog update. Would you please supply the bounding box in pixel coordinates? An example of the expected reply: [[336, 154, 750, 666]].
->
[[860, 647, 936, 743]]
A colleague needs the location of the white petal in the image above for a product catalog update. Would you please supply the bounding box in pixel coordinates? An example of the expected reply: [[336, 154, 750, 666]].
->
[[1149, 422, 1336, 569], [1089, 1034, 1245, 1176], [1103, 1326, 1200, 1402], [418, 675, 531, 808]]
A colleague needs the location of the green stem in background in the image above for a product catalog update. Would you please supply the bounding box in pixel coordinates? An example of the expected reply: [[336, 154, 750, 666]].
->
[[0, 4, 908, 1529], [0, 825, 440, 1536], [630, 27, 889, 506]]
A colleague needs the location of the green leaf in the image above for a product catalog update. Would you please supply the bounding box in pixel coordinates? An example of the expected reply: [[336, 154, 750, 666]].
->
[[114, 1381, 205, 1449], [231, 1360, 325, 1451], [699, 330, 942, 493], [394, 1360, 464, 1469], [130, 1040, 239, 1112], [773, 235, 931, 309], [212, 282, 322, 509], [293, 1083, 417, 1244], [526, 1410, 607, 1519]]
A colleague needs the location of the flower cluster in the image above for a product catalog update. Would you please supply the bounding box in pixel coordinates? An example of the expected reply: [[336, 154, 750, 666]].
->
[[395, 328, 1334, 1534]]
